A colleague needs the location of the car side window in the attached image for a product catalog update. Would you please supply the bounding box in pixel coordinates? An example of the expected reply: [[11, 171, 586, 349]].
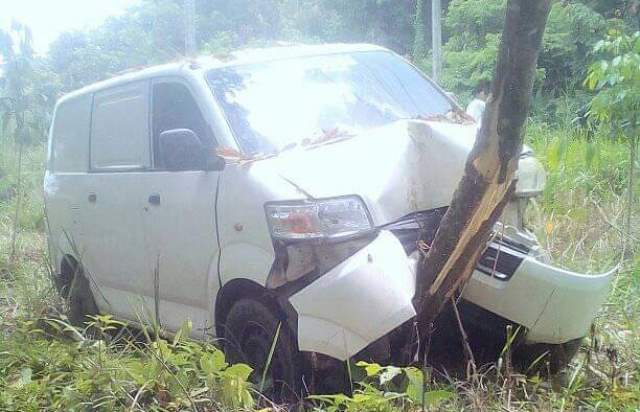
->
[[90, 81, 151, 170], [152, 81, 213, 170], [51, 94, 92, 173]]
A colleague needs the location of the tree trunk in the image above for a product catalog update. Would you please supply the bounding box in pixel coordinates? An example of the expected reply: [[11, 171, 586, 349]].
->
[[431, 0, 442, 82], [625, 130, 636, 255], [412, 0, 427, 60], [10, 139, 23, 260], [415, 0, 552, 330]]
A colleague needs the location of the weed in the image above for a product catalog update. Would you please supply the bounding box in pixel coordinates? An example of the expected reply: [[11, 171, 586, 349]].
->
[[1, 125, 639, 411]]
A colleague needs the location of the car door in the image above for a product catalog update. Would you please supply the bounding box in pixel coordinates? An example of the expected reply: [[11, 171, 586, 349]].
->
[[142, 78, 221, 335], [82, 80, 157, 321]]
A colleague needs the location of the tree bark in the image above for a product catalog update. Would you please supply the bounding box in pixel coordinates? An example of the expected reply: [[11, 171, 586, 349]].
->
[[415, 0, 552, 330], [10, 113, 26, 260], [625, 129, 636, 256], [431, 0, 442, 82], [412, 0, 427, 60]]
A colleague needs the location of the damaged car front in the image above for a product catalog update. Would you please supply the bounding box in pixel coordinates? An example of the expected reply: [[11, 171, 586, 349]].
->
[[209, 44, 615, 384]]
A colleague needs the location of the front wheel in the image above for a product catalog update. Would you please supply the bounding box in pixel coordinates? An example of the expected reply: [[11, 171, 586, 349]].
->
[[66, 263, 98, 328], [223, 298, 301, 402]]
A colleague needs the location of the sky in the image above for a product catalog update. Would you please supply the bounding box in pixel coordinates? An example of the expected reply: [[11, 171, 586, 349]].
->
[[1, 0, 137, 55]]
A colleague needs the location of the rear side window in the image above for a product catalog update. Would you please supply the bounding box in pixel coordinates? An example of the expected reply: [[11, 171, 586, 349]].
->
[[90, 81, 151, 170], [50, 94, 92, 173]]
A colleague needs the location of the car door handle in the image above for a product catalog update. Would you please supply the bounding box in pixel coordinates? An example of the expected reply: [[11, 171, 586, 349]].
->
[[148, 193, 161, 205], [88, 193, 97, 203]]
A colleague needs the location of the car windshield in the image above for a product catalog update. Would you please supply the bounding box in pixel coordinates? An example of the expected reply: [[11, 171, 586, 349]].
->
[[206, 50, 453, 155]]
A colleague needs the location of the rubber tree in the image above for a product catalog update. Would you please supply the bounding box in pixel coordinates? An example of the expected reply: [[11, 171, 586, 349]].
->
[[412, 0, 427, 60], [585, 29, 640, 255], [0, 23, 40, 259], [415, 0, 552, 330]]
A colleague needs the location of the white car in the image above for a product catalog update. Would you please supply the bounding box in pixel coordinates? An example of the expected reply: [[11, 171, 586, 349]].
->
[[44, 44, 614, 397]]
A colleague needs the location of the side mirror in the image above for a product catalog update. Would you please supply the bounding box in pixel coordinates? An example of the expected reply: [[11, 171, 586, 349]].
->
[[159, 129, 224, 171]]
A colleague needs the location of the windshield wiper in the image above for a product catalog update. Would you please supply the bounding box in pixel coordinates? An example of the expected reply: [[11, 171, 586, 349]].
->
[[410, 109, 475, 124], [301, 127, 356, 147], [275, 126, 357, 156]]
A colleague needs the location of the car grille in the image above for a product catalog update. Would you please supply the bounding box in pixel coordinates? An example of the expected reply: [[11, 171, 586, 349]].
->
[[385, 208, 528, 281]]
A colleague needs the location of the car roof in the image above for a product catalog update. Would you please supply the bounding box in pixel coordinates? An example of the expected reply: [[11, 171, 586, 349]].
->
[[58, 43, 389, 105]]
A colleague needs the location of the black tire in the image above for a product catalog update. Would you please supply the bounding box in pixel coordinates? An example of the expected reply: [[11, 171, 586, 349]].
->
[[67, 263, 99, 328], [514, 338, 582, 374], [223, 298, 301, 402]]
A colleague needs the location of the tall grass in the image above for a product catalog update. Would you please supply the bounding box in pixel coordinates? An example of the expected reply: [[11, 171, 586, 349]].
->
[[526, 123, 636, 272], [1, 124, 639, 410]]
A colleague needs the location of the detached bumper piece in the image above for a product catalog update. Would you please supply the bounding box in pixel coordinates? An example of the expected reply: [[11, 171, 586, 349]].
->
[[289, 230, 416, 360]]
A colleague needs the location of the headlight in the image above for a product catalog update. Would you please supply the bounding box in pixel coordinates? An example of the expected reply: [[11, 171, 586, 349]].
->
[[265, 196, 373, 240], [516, 153, 546, 198]]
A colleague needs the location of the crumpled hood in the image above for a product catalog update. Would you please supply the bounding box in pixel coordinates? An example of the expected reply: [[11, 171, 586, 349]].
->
[[261, 120, 544, 226]]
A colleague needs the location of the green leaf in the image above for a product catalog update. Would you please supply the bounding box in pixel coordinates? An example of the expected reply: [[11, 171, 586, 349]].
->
[[175, 320, 192, 345], [308, 393, 351, 405], [200, 349, 227, 374], [17, 368, 32, 387], [424, 390, 454, 407], [404, 366, 424, 404], [612, 55, 622, 67], [224, 363, 252, 381], [356, 361, 383, 377]]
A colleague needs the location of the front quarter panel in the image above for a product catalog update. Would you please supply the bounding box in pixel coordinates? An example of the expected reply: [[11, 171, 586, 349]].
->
[[217, 163, 305, 287]]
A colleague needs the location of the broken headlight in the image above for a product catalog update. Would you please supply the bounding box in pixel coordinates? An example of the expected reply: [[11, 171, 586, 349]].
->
[[265, 196, 373, 240]]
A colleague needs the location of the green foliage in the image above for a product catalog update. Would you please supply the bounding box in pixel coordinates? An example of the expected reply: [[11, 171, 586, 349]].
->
[[440, 32, 500, 103], [26, 0, 616, 114], [585, 27, 640, 237], [540, 2, 607, 91], [0, 143, 46, 231], [586, 29, 640, 129], [529, 126, 630, 210], [0, 317, 254, 411], [2, 2, 640, 411], [444, 0, 506, 48], [583, 0, 640, 27], [440, 0, 606, 105], [527, 125, 632, 270], [1, 133, 639, 412], [0, 23, 57, 146], [45, 0, 420, 93], [310, 362, 454, 411]]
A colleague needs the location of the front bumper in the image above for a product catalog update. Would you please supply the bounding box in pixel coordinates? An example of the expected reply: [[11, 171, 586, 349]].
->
[[289, 229, 614, 361], [463, 254, 615, 344]]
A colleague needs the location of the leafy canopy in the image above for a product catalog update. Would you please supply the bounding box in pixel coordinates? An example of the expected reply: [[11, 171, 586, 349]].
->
[[439, 0, 606, 102], [0, 22, 57, 145], [586, 28, 640, 129]]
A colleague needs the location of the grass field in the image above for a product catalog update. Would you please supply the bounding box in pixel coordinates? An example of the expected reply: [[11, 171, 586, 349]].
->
[[0, 124, 639, 411]]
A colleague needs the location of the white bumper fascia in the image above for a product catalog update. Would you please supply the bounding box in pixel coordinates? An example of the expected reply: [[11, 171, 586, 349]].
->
[[289, 230, 416, 361], [463, 256, 615, 344], [289, 229, 615, 361]]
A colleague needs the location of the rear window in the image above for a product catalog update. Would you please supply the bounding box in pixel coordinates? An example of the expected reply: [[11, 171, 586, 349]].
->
[[50, 94, 92, 173], [90, 81, 151, 170]]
